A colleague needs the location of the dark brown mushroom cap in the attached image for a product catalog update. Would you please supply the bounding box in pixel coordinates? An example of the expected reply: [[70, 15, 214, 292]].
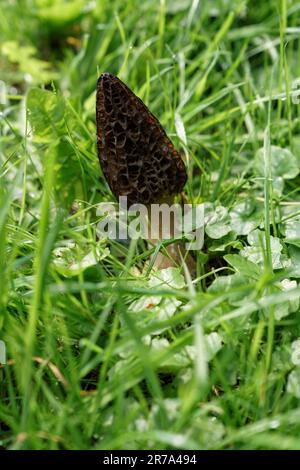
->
[[96, 72, 187, 206]]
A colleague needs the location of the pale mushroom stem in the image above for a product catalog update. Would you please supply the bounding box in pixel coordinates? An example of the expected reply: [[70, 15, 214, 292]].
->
[[146, 196, 196, 273]]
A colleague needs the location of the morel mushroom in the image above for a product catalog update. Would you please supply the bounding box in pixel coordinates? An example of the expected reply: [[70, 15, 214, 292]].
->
[[96, 72, 194, 271]]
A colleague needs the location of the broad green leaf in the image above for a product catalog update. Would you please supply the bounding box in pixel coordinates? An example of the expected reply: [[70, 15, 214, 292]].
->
[[287, 368, 300, 398], [272, 177, 285, 197], [254, 145, 299, 180], [291, 339, 300, 366], [128, 268, 185, 332], [53, 241, 109, 276], [128, 295, 162, 313], [149, 267, 186, 290], [209, 231, 241, 252], [208, 273, 250, 306], [224, 254, 262, 279], [150, 338, 189, 370], [205, 203, 231, 239], [281, 211, 300, 245], [254, 146, 299, 196], [274, 279, 299, 321], [240, 229, 290, 270], [288, 246, 300, 277], [186, 332, 223, 362], [230, 200, 262, 235]]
